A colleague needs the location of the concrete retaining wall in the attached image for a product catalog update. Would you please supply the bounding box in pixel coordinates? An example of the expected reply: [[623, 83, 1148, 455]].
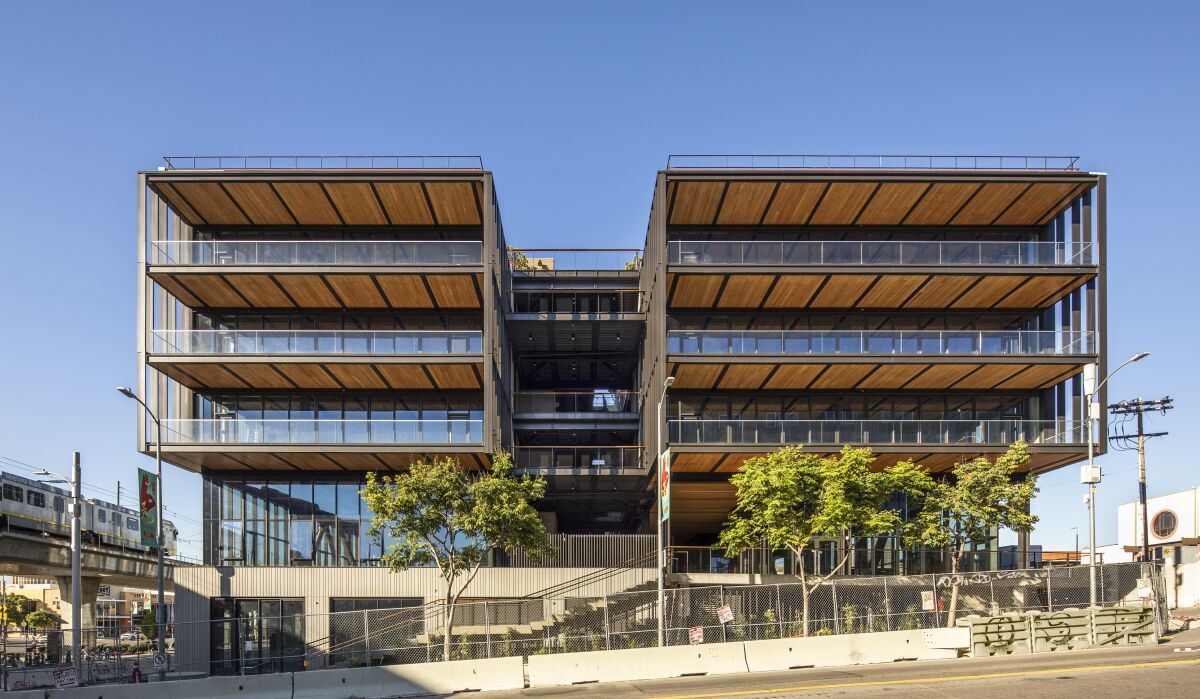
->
[[743, 630, 960, 673], [47, 673, 294, 699], [292, 657, 524, 698], [527, 643, 750, 687]]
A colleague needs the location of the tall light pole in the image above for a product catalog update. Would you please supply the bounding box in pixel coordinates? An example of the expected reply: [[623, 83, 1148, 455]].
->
[[34, 454, 82, 681], [1082, 352, 1149, 605], [655, 375, 674, 647], [117, 386, 166, 680]]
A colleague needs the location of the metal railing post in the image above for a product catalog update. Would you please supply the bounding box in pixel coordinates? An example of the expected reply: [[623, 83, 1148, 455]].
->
[[831, 580, 841, 634], [775, 584, 784, 637], [719, 586, 728, 643], [362, 609, 371, 666], [602, 595, 611, 651], [883, 576, 893, 631], [484, 601, 491, 658]]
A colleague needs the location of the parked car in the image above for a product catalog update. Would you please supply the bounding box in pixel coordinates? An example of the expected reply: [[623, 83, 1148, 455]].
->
[[119, 631, 146, 642]]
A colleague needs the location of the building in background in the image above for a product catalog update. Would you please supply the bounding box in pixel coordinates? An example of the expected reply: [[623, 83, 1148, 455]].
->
[[133, 154, 1107, 673], [2, 577, 174, 637], [1091, 486, 1199, 608]]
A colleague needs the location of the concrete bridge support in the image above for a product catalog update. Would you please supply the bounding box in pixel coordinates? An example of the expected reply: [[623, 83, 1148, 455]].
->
[[55, 575, 101, 630]]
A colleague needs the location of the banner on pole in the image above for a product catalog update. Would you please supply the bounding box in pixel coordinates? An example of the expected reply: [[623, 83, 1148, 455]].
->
[[138, 469, 159, 548], [659, 449, 671, 523]]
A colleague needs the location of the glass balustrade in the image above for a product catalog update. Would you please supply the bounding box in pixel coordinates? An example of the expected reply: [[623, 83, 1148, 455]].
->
[[151, 330, 482, 355], [513, 392, 639, 414], [151, 240, 483, 265], [667, 419, 1085, 445], [668, 240, 1094, 266], [512, 446, 644, 471], [161, 419, 483, 445], [667, 330, 1093, 356]]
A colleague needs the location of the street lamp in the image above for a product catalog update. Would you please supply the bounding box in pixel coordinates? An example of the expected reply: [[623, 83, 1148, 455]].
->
[[655, 375, 674, 647], [34, 453, 81, 681], [1082, 352, 1149, 605], [117, 386, 167, 679]]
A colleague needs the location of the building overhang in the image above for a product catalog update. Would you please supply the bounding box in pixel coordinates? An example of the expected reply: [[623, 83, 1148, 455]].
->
[[147, 355, 484, 391], [150, 445, 491, 473]]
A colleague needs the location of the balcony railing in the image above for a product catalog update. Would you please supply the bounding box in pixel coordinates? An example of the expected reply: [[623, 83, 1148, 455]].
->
[[666, 154, 1080, 171], [667, 330, 1094, 356], [162, 155, 484, 170], [161, 419, 483, 445], [514, 391, 639, 415], [667, 240, 1094, 266], [668, 419, 1084, 446], [150, 240, 483, 266], [151, 330, 483, 356], [512, 446, 644, 471], [508, 249, 643, 272]]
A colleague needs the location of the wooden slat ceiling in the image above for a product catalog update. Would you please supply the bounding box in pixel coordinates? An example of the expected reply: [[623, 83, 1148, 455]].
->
[[666, 272, 1090, 310], [667, 179, 1091, 227], [150, 178, 483, 228], [161, 449, 490, 474], [150, 272, 482, 310], [667, 361, 1083, 391], [149, 360, 483, 392]]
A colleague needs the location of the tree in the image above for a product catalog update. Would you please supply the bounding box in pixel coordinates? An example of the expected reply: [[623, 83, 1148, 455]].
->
[[361, 451, 551, 661], [508, 247, 533, 271], [24, 610, 62, 629], [718, 446, 933, 636], [139, 608, 158, 641], [0, 593, 30, 629], [906, 442, 1038, 626]]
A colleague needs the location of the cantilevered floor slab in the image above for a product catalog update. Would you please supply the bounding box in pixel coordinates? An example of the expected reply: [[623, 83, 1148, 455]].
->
[[156, 447, 491, 473], [148, 356, 484, 391]]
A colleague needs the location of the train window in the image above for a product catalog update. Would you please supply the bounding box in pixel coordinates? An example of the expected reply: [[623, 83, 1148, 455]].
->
[[127, 517, 137, 530], [97, 509, 107, 523], [3, 484, 22, 502], [53, 497, 65, 513], [26, 491, 45, 508]]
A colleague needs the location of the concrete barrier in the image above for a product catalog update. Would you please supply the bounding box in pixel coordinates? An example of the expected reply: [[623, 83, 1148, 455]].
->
[[1031, 609, 1092, 652], [47, 672, 294, 699], [1, 690, 46, 699], [292, 656, 525, 698], [963, 613, 1031, 657], [743, 630, 960, 673], [1092, 607, 1157, 647], [527, 642, 749, 687]]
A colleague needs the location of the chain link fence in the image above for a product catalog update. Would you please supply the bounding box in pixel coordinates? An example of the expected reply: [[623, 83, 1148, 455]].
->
[[1, 561, 1166, 689]]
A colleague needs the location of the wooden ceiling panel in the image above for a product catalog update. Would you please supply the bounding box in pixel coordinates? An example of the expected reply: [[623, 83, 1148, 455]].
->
[[184, 275, 250, 308], [276, 275, 342, 308], [763, 275, 824, 308], [177, 363, 247, 389], [716, 364, 774, 390], [950, 182, 1028, 225], [374, 182, 435, 225], [950, 275, 1021, 309], [856, 275, 927, 308], [326, 275, 389, 308], [151, 274, 206, 307], [223, 183, 294, 225], [427, 364, 481, 389], [274, 183, 342, 225], [670, 363, 724, 389], [809, 275, 875, 308], [993, 275, 1078, 309], [716, 275, 774, 308], [808, 182, 876, 225], [854, 183, 927, 225], [280, 452, 345, 470], [171, 183, 249, 225], [427, 275, 481, 308], [856, 364, 929, 389], [809, 364, 876, 389], [950, 364, 1026, 390], [995, 364, 1079, 390], [375, 275, 435, 308], [994, 182, 1078, 225], [327, 363, 388, 389], [426, 182, 480, 225], [671, 274, 724, 308], [225, 363, 295, 389], [376, 364, 435, 390], [225, 274, 294, 308], [715, 182, 775, 225], [324, 183, 389, 225], [762, 182, 825, 225], [275, 363, 342, 389], [902, 183, 980, 225], [903, 363, 978, 389], [903, 275, 979, 308], [763, 364, 824, 389], [670, 181, 726, 225], [154, 183, 206, 225], [671, 453, 723, 473]]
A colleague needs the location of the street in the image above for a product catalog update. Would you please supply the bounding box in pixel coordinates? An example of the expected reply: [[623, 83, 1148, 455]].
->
[[478, 627, 1200, 698]]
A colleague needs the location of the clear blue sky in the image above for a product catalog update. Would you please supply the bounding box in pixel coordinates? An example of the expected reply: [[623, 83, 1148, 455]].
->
[[1, 2, 1196, 558]]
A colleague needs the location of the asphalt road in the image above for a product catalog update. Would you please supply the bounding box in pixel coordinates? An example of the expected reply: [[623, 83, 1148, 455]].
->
[[479, 627, 1200, 699]]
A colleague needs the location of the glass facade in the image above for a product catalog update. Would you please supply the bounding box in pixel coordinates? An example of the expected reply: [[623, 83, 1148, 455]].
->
[[209, 598, 305, 675]]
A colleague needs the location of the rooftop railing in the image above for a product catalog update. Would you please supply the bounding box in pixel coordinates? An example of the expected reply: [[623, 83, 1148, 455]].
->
[[667, 330, 1094, 356], [668, 240, 1094, 266], [668, 419, 1086, 446], [512, 446, 644, 472], [513, 391, 639, 415], [151, 240, 483, 266], [162, 155, 484, 170], [666, 154, 1080, 171], [151, 330, 483, 356], [161, 419, 483, 445], [508, 248, 643, 272]]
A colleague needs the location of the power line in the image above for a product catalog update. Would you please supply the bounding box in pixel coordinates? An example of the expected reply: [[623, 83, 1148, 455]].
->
[[1106, 396, 1173, 562]]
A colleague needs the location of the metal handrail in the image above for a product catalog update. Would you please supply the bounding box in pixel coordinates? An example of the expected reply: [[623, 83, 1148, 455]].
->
[[159, 419, 484, 445], [668, 240, 1094, 266], [512, 446, 645, 471], [667, 329, 1095, 356], [162, 155, 483, 170], [667, 154, 1080, 171], [150, 240, 484, 266], [508, 248, 643, 271], [667, 418, 1086, 446], [513, 391, 640, 415], [150, 329, 483, 356]]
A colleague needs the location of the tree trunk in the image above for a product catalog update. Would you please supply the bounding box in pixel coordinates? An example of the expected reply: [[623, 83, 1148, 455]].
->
[[798, 551, 810, 637], [946, 543, 964, 628], [443, 587, 454, 662]]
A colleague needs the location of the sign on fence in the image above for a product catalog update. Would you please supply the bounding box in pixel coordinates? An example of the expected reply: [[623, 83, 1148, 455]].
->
[[921, 590, 936, 611], [53, 668, 78, 689], [153, 652, 169, 670], [717, 604, 734, 624], [688, 625, 705, 645]]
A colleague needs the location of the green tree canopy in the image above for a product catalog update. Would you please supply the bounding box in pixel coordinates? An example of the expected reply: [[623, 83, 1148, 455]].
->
[[139, 608, 158, 641], [361, 451, 551, 661], [0, 593, 32, 628], [24, 609, 62, 629]]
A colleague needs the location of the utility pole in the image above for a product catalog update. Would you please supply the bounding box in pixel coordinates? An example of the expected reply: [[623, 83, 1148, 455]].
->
[[1108, 396, 1173, 563]]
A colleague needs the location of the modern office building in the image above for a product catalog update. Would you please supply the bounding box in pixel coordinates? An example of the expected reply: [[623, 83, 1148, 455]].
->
[[134, 154, 1106, 672]]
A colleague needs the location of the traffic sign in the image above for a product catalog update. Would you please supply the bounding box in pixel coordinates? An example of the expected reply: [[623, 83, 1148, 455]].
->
[[153, 652, 168, 669]]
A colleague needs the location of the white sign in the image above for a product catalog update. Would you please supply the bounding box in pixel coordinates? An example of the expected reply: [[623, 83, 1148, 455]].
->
[[97, 585, 111, 597], [716, 604, 734, 624], [153, 652, 168, 669], [53, 668, 78, 689], [1136, 578, 1153, 599], [921, 590, 936, 611], [688, 625, 705, 645]]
